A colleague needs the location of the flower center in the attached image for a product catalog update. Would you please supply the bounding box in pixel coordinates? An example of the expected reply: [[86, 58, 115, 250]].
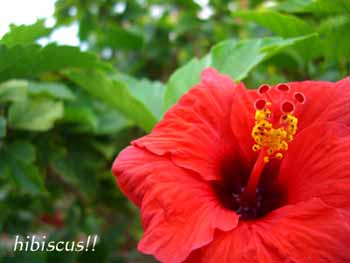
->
[[237, 83, 305, 219]]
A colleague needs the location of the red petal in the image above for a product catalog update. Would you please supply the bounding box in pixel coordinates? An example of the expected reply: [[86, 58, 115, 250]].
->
[[290, 77, 350, 130], [186, 199, 350, 263], [112, 145, 239, 262], [134, 67, 239, 181], [112, 145, 168, 206], [278, 122, 350, 209], [230, 84, 259, 167]]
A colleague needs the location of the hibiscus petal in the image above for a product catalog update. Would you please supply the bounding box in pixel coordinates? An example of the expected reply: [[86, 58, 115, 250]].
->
[[290, 77, 350, 130], [230, 84, 258, 167], [278, 122, 350, 209], [133, 67, 238, 181], [112, 145, 168, 206], [112, 145, 239, 262], [186, 198, 350, 263]]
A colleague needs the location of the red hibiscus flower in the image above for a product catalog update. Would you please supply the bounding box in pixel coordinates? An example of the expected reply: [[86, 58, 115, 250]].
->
[[112, 68, 350, 263]]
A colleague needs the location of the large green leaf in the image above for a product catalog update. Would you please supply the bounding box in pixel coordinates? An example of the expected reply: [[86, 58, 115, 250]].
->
[[273, 0, 350, 14], [0, 80, 27, 102], [163, 35, 315, 110], [28, 81, 76, 101], [63, 104, 98, 130], [163, 55, 210, 111], [234, 10, 314, 37], [65, 69, 157, 132], [319, 15, 350, 61], [211, 39, 265, 80], [92, 101, 131, 135], [8, 98, 64, 131], [212, 36, 316, 78], [302, 0, 350, 14], [233, 10, 320, 60], [271, 0, 311, 13], [0, 44, 111, 82], [0, 19, 52, 47], [118, 74, 164, 120]]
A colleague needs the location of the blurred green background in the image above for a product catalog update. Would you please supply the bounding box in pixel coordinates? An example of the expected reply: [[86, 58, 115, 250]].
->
[[0, 0, 349, 262]]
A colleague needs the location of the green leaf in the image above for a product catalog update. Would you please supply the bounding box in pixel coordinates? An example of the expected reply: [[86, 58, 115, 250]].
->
[[0, 44, 111, 82], [271, 0, 311, 13], [10, 163, 45, 195], [163, 55, 210, 110], [211, 39, 264, 80], [119, 74, 164, 120], [163, 35, 315, 110], [28, 81, 76, 101], [98, 26, 144, 50], [0, 19, 52, 47], [233, 10, 320, 59], [273, 0, 350, 14], [319, 16, 350, 61], [0, 80, 27, 102], [78, 14, 95, 41], [8, 98, 64, 131], [63, 104, 98, 130], [1, 141, 45, 195], [92, 101, 130, 135], [62, 90, 130, 134], [7, 141, 36, 164], [213, 35, 317, 77], [234, 10, 314, 38], [65, 69, 157, 132], [0, 116, 6, 138], [302, 0, 350, 15], [62, 90, 98, 130]]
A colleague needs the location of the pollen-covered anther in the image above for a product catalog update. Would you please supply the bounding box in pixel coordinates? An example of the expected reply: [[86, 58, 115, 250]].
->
[[252, 144, 261, 152], [251, 99, 299, 162], [275, 152, 283, 160]]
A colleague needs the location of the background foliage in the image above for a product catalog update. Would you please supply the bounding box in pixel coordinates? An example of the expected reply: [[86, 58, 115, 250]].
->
[[0, 0, 349, 262]]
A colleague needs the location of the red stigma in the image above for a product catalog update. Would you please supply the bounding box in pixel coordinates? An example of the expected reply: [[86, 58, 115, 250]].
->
[[258, 84, 270, 95], [281, 101, 295, 113], [255, 99, 266, 110], [277, 83, 290, 92], [294, 92, 306, 104]]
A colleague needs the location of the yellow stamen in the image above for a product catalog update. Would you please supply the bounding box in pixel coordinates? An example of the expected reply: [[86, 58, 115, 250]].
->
[[251, 103, 298, 162], [275, 152, 283, 160]]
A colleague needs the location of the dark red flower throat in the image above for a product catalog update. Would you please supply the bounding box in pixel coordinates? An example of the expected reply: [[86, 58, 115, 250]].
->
[[215, 83, 306, 220]]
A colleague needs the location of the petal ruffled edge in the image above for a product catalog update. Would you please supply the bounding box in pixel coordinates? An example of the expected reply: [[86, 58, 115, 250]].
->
[[112, 145, 239, 262]]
